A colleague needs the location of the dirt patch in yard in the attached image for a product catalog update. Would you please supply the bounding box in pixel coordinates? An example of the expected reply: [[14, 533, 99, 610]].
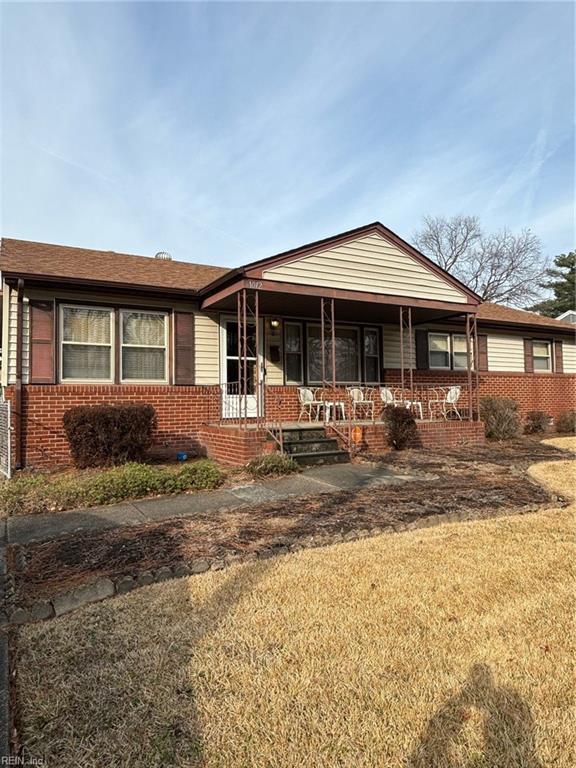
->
[[6, 439, 565, 608]]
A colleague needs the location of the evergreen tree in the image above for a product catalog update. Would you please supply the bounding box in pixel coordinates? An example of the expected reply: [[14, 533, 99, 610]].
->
[[527, 251, 575, 317]]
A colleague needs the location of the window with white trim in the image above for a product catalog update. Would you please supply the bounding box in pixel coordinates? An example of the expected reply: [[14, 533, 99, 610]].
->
[[61, 305, 113, 381], [533, 340, 552, 372], [428, 333, 451, 369], [121, 310, 168, 382], [452, 335, 469, 370]]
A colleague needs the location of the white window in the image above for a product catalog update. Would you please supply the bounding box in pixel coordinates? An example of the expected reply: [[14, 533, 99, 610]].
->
[[121, 310, 168, 382], [429, 333, 451, 369], [61, 305, 113, 381], [533, 340, 552, 372], [363, 328, 380, 382], [452, 335, 470, 370], [284, 322, 303, 384]]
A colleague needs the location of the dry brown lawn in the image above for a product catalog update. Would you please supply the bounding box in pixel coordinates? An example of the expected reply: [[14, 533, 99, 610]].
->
[[16, 455, 575, 767], [542, 436, 576, 454]]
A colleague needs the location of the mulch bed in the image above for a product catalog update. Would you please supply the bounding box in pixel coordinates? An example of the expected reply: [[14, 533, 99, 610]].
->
[[5, 438, 568, 608]]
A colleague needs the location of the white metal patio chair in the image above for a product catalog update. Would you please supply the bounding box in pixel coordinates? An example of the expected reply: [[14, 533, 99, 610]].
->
[[379, 386, 404, 408], [428, 385, 462, 420], [380, 386, 423, 419], [297, 387, 324, 422], [347, 387, 375, 420]]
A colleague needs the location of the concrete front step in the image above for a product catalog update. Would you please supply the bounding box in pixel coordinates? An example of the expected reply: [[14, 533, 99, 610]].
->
[[293, 449, 350, 466], [272, 425, 350, 466], [275, 427, 327, 443], [284, 437, 340, 455]]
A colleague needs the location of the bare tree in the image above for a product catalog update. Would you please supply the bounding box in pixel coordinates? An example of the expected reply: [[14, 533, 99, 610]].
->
[[413, 215, 546, 306]]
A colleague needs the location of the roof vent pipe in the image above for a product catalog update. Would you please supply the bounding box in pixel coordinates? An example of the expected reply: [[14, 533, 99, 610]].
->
[[154, 251, 172, 260]]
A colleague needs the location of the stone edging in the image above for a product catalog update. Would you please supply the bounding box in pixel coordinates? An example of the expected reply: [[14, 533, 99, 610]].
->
[[5, 501, 555, 626]]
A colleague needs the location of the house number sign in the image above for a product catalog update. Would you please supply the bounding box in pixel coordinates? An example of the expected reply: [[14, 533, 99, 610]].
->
[[248, 280, 263, 289]]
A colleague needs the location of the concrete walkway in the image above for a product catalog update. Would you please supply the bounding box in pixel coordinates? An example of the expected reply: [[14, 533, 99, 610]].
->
[[4, 463, 431, 547]]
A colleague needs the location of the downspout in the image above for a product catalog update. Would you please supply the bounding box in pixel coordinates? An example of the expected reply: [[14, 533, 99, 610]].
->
[[14, 278, 23, 469]]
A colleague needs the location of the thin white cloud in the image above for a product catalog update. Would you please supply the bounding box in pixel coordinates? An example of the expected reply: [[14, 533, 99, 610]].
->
[[1, 0, 573, 263]]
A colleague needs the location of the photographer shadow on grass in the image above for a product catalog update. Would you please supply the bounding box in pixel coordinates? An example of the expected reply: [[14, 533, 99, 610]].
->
[[407, 663, 543, 768]]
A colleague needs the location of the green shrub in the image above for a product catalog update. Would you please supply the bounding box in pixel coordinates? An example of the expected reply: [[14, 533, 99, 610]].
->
[[247, 452, 299, 477], [63, 404, 157, 468], [480, 397, 521, 440], [85, 463, 169, 505], [556, 410, 576, 434], [175, 460, 224, 490], [0, 459, 223, 516], [524, 411, 550, 435], [381, 405, 417, 450]]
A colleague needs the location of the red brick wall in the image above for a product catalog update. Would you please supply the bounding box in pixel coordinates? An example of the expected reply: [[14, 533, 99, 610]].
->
[[383, 370, 576, 420], [414, 420, 485, 448], [328, 420, 485, 454], [199, 425, 275, 466], [5, 384, 222, 469], [4, 371, 574, 470]]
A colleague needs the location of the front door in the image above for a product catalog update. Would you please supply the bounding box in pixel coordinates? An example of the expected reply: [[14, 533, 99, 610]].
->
[[220, 318, 263, 418]]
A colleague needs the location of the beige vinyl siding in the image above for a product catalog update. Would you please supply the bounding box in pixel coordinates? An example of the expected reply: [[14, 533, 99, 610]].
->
[[382, 324, 416, 369], [194, 311, 220, 384], [487, 334, 525, 372], [563, 340, 576, 373], [263, 233, 468, 304], [12, 286, 206, 385], [6, 287, 30, 385], [1, 283, 10, 386]]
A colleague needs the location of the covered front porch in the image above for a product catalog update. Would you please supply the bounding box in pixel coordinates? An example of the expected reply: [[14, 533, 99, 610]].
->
[[199, 278, 485, 465]]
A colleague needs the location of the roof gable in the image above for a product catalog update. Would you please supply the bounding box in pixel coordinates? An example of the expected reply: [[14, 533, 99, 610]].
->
[[249, 225, 474, 305]]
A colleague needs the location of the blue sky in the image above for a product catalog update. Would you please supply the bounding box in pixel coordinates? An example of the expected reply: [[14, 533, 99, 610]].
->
[[1, 1, 573, 268]]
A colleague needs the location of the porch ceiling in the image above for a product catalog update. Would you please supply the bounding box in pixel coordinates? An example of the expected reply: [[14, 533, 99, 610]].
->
[[206, 289, 470, 325]]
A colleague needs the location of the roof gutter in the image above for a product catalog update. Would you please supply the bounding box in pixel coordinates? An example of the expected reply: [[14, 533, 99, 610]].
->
[[198, 267, 244, 297], [2, 272, 202, 300]]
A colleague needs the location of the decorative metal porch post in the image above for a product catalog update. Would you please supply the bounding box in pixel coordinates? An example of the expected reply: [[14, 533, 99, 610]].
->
[[465, 314, 473, 421], [237, 288, 260, 428], [399, 306, 413, 400], [320, 297, 336, 391], [471, 314, 480, 421]]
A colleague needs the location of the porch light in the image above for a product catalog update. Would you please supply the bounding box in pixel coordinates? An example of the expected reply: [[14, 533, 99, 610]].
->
[[270, 318, 280, 328]]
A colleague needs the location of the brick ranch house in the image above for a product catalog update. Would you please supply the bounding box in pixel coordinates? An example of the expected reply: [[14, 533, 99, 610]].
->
[[1, 221, 574, 470]]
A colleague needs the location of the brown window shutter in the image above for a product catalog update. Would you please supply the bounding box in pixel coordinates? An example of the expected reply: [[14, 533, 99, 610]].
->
[[554, 340, 564, 373], [29, 300, 56, 383], [174, 312, 195, 385], [523, 338, 534, 373], [477, 334, 488, 371], [415, 330, 429, 370]]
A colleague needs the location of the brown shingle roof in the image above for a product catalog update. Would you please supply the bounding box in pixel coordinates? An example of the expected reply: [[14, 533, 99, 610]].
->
[[1, 238, 573, 334], [0, 238, 231, 293], [478, 302, 575, 332]]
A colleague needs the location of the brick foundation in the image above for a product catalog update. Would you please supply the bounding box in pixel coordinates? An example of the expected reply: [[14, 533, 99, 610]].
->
[[5, 384, 223, 469], [4, 371, 574, 470], [383, 370, 576, 420], [198, 425, 275, 466]]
